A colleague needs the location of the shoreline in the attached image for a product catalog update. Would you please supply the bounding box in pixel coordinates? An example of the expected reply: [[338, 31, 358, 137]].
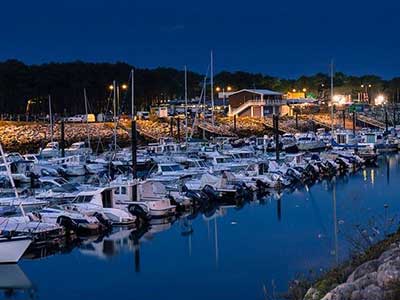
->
[[295, 230, 400, 300]]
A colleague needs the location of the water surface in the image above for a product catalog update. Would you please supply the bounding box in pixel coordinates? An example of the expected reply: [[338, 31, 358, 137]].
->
[[3, 155, 400, 300]]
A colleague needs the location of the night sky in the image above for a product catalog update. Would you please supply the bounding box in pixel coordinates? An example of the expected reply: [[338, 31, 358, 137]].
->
[[1, 0, 399, 78]]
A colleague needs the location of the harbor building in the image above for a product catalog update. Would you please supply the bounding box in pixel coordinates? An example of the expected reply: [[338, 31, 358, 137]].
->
[[225, 89, 286, 117]]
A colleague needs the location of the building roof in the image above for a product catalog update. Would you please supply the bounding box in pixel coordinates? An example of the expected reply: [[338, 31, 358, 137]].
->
[[223, 89, 282, 98]]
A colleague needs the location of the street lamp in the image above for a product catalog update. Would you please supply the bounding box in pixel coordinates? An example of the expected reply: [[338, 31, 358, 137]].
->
[[361, 84, 372, 103], [215, 85, 232, 110], [108, 82, 129, 114], [375, 95, 388, 131], [302, 88, 307, 98]]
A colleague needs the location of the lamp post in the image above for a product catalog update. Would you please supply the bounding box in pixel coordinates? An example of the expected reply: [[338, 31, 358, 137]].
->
[[361, 84, 372, 103], [216, 86, 232, 111], [108, 83, 128, 115], [375, 95, 388, 132], [302, 88, 307, 98]]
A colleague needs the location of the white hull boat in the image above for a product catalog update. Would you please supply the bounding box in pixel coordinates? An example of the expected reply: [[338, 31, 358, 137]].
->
[[0, 236, 31, 264]]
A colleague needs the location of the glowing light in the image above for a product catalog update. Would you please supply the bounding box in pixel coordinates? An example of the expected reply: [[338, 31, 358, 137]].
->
[[371, 169, 375, 185], [121, 84, 128, 90], [292, 89, 297, 92], [302, 88, 307, 92], [227, 86, 232, 92], [332, 95, 348, 105], [108, 85, 114, 90], [374, 95, 386, 106], [215, 87, 221, 92]]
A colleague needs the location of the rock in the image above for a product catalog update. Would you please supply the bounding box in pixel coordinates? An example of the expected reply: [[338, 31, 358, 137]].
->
[[304, 287, 321, 300], [378, 247, 400, 263], [352, 272, 377, 290], [321, 282, 357, 300], [347, 260, 380, 283], [360, 284, 383, 300], [350, 290, 361, 300], [377, 257, 400, 288]]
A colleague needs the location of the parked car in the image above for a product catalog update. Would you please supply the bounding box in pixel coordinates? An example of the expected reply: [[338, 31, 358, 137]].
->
[[65, 115, 85, 123]]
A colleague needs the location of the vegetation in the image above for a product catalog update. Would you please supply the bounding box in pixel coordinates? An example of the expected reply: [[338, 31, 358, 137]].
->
[[1, 59, 400, 115], [286, 229, 400, 300]]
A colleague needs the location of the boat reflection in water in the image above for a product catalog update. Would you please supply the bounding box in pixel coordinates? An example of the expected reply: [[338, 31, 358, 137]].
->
[[78, 217, 176, 272], [0, 264, 35, 299]]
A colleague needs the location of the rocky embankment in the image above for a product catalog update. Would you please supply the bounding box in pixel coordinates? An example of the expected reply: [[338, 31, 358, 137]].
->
[[304, 237, 400, 300], [0, 121, 129, 153]]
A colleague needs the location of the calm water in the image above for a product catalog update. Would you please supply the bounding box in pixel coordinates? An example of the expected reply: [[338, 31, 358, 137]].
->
[[3, 155, 400, 300]]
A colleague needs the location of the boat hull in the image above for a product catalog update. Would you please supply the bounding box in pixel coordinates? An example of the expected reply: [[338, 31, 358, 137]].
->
[[0, 237, 31, 264]]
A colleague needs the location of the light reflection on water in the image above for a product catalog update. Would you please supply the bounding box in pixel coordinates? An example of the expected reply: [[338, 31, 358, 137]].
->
[[1, 154, 400, 300]]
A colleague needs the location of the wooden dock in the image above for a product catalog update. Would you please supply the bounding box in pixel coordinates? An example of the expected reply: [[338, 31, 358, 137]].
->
[[356, 115, 385, 129]]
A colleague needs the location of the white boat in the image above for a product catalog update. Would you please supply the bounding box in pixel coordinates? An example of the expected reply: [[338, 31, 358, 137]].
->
[[65, 142, 92, 156], [0, 216, 64, 240], [50, 155, 87, 176], [70, 187, 136, 225], [111, 178, 176, 218], [296, 132, 326, 151], [202, 152, 248, 173], [34, 206, 106, 234], [0, 235, 31, 263], [40, 142, 60, 159]]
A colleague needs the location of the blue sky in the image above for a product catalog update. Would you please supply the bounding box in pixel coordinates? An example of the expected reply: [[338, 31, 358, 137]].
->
[[1, 0, 399, 78]]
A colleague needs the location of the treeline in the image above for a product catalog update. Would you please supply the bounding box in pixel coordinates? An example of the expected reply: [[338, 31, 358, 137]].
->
[[0, 59, 400, 115]]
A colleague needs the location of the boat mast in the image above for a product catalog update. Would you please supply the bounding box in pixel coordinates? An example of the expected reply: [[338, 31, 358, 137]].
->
[[84, 88, 91, 149], [48, 95, 53, 143], [131, 68, 137, 201], [210, 51, 215, 127], [184, 65, 188, 147], [131, 69, 135, 117], [113, 80, 117, 154], [330, 60, 334, 133]]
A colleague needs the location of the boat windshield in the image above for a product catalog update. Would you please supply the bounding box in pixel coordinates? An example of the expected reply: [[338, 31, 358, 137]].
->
[[54, 178, 69, 185], [298, 137, 313, 141], [53, 183, 79, 193], [216, 157, 234, 163], [70, 144, 82, 149], [161, 165, 183, 172], [74, 195, 94, 203]]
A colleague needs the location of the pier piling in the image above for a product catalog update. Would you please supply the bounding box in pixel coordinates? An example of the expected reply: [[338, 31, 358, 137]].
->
[[170, 117, 173, 137], [342, 110, 346, 129], [60, 119, 65, 157], [177, 117, 181, 142], [273, 114, 280, 161]]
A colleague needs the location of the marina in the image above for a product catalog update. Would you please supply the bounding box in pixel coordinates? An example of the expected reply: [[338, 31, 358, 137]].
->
[[0, 151, 397, 300], [1, 1, 400, 297], [0, 116, 398, 299]]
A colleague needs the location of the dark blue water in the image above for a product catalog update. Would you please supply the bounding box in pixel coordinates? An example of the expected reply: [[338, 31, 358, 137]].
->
[[3, 155, 400, 300]]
